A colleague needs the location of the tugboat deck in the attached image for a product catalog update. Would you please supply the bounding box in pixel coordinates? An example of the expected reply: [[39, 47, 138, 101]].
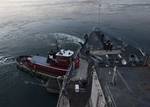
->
[[31, 56, 70, 70], [31, 56, 49, 66]]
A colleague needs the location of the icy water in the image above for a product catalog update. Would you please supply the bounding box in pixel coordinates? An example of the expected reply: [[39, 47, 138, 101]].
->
[[0, 0, 150, 107]]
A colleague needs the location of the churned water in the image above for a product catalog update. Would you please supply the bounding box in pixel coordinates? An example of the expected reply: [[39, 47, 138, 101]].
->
[[0, 0, 150, 107]]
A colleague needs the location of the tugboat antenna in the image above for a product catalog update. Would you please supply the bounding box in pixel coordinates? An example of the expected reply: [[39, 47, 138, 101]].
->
[[55, 39, 60, 51]]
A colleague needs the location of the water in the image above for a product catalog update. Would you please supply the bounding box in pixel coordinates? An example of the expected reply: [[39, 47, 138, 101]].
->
[[0, 0, 150, 107]]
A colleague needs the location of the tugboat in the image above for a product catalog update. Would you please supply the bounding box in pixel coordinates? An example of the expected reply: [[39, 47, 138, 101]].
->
[[16, 49, 80, 79]]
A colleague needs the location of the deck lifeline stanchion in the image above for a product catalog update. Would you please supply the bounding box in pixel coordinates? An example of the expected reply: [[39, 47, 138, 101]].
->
[[57, 63, 73, 107]]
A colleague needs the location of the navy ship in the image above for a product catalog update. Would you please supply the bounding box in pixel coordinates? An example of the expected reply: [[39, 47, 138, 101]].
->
[[56, 28, 150, 107]]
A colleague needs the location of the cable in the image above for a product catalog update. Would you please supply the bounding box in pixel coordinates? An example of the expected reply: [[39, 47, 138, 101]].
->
[[97, 0, 102, 27]]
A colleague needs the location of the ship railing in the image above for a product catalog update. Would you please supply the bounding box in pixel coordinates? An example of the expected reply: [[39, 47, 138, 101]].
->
[[89, 57, 118, 107], [143, 55, 150, 66], [90, 66, 108, 107], [95, 67, 117, 107], [57, 62, 74, 107]]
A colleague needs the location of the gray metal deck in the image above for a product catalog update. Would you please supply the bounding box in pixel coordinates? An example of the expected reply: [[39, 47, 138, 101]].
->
[[96, 67, 150, 107], [70, 59, 89, 81], [57, 29, 150, 107], [57, 58, 92, 107], [91, 50, 121, 56], [86, 29, 150, 107]]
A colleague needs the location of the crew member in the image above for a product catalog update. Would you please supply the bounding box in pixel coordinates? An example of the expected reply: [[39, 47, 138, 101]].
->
[[47, 52, 50, 63], [101, 34, 105, 43], [109, 42, 113, 51], [47, 51, 56, 64]]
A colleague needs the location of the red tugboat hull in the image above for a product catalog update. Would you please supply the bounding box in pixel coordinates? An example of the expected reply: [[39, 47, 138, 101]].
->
[[16, 55, 72, 78]]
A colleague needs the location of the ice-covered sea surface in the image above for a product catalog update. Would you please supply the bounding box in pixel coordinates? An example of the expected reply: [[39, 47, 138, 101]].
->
[[0, 0, 150, 107]]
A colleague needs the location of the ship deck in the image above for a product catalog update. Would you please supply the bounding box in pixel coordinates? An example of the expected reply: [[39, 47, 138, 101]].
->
[[70, 59, 89, 81], [91, 50, 121, 56], [88, 30, 150, 107], [57, 29, 150, 107], [96, 66, 150, 107], [57, 58, 92, 107]]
